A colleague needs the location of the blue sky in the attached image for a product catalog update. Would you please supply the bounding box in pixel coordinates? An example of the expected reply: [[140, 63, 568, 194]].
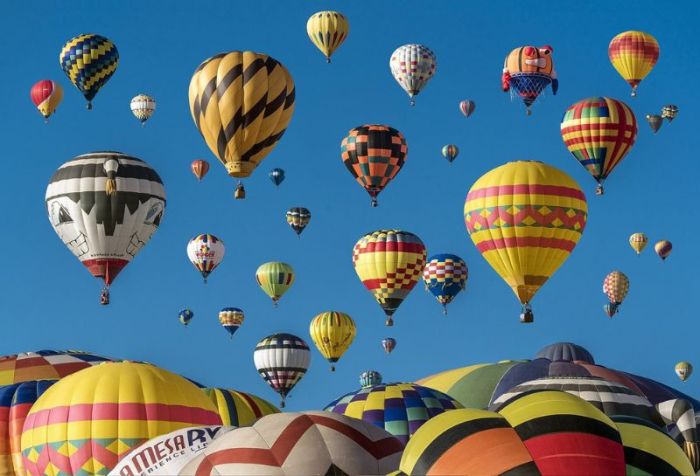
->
[[4, 0, 698, 410]]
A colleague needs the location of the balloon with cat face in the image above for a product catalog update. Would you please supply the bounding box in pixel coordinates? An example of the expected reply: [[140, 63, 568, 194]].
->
[[45, 152, 166, 304]]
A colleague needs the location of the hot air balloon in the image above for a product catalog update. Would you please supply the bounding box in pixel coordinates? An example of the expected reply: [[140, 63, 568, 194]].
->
[[178, 412, 403, 475], [20, 362, 221, 475], [191, 159, 210, 181], [353, 230, 426, 325], [655, 240, 672, 260], [179, 308, 194, 326], [309, 311, 356, 371], [46, 152, 166, 305], [603, 271, 629, 317], [203, 387, 279, 427], [306, 11, 349, 63], [502, 45, 558, 115], [253, 333, 310, 408], [130, 94, 156, 125], [269, 168, 285, 187], [381, 337, 396, 354], [675, 362, 693, 382], [30, 80, 63, 121], [389, 44, 437, 106], [560, 97, 638, 195], [459, 99, 475, 118], [609, 31, 659, 97], [423, 254, 468, 314], [646, 114, 663, 133], [629, 233, 648, 255], [256, 262, 295, 306], [218, 307, 244, 338], [0, 350, 112, 386], [662, 105, 678, 122], [441, 145, 459, 164], [464, 161, 587, 322], [187, 234, 225, 283], [188, 52, 295, 195], [359, 371, 382, 388], [286, 207, 311, 236], [324, 383, 461, 445], [59, 34, 119, 109], [603, 304, 616, 318], [341, 125, 407, 207]]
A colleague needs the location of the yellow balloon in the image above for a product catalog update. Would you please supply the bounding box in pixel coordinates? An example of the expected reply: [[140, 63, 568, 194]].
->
[[628, 233, 648, 255], [306, 11, 349, 63], [309, 311, 356, 371], [464, 161, 588, 322], [188, 51, 295, 181]]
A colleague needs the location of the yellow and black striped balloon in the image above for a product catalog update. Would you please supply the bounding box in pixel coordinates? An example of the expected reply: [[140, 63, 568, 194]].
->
[[188, 51, 295, 179], [306, 11, 349, 62]]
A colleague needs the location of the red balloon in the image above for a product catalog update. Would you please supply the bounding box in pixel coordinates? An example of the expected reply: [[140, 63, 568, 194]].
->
[[191, 159, 210, 181]]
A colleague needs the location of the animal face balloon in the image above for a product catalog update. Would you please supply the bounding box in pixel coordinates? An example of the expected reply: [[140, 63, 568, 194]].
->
[[45, 152, 166, 290]]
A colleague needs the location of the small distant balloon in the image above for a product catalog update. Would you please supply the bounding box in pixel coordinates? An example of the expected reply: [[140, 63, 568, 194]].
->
[[187, 234, 225, 283], [389, 44, 437, 106], [269, 168, 285, 187], [646, 114, 663, 133], [441, 145, 459, 164], [382, 337, 396, 354], [191, 159, 210, 181], [286, 207, 311, 236], [662, 105, 678, 122], [359, 370, 382, 388], [306, 11, 349, 63], [629, 233, 648, 255], [256, 262, 295, 306], [655, 240, 672, 260], [30, 80, 63, 121], [179, 309, 194, 326], [130, 94, 156, 125], [219, 308, 244, 338], [59, 34, 118, 109], [675, 361, 693, 382], [459, 100, 475, 118], [608, 31, 659, 97], [603, 303, 616, 318], [603, 271, 629, 317]]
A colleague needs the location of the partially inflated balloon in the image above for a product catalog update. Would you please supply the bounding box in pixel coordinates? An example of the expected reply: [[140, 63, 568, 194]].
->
[[253, 333, 310, 408], [389, 44, 437, 105], [464, 161, 587, 322], [609, 31, 659, 96], [309, 311, 356, 371], [441, 144, 458, 163], [382, 338, 396, 354], [646, 114, 663, 133], [422, 254, 468, 314], [603, 271, 629, 317], [306, 11, 349, 63], [353, 230, 426, 325], [459, 99, 475, 118], [191, 159, 210, 181], [286, 207, 311, 236], [30, 80, 63, 121], [359, 371, 382, 388], [218, 307, 244, 338], [179, 308, 194, 326], [561, 97, 638, 195], [188, 52, 295, 191], [59, 34, 119, 109], [629, 233, 648, 255], [502, 45, 558, 114], [187, 234, 225, 283], [341, 125, 407, 207], [256, 262, 295, 305], [675, 362, 692, 382], [655, 240, 672, 260], [46, 152, 166, 304], [130, 94, 156, 125]]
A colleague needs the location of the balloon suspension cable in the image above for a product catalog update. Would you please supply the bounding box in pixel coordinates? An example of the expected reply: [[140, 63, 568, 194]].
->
[[371, 197, 378, 207], [631, 88, 637, 97], [385, 316, 394, 326], [44, 117, 49, 124], [273, 300, 279, 308], [331, 365, 335, 372], [526, 108, 532, 116], [595, 184, 604, 196], [326, 57, 331, 64], [442, 305, 448, 316], [87, 102, 93, 110], [280, 399, 285, 409], [410, 98, 416, 107], [141, 122, 146, 128]]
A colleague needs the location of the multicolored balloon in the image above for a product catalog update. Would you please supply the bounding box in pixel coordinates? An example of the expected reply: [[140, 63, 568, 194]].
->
[[646, 114, 663, 133], [422, 254, 468, 314], [341, 125, 407, 207], [464, 161, 587, 322], [286, 207, 311, 236], [269, 167, 285, 186], [0, 350, 112, 386], [675, 362, 693, 382], [191, 159, 210, 181], [30, 80, 63, 121], [130, 94, 156, 125], [389, 44, 437, 105], [187, 234, 225, 283], [662, 104, 679, 122], [655, 240, 672, 260], [46, 152, 166, 304], [188, 52, 295, 191], [218, 307, 244, 338], [255, 261, 295, 306], [603, 271, 629, 317], [441, 144, 459, 164], [59, 34, 119, 109], [306, 11, 349, 63], [253, 333, 310, 408], [560, 97, 638, 195], [629, 232, 648, 255], [609, 31, 659, 96], [353, 230, 426, 325], [179, 308, 194, 326], [309, 311, 356, 371], [381, 337, 396, 354], [359, 371, 382, 388], [202, 387, 279, 426], [502, 45, 558, 114], [459, 99, 475, 118]]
